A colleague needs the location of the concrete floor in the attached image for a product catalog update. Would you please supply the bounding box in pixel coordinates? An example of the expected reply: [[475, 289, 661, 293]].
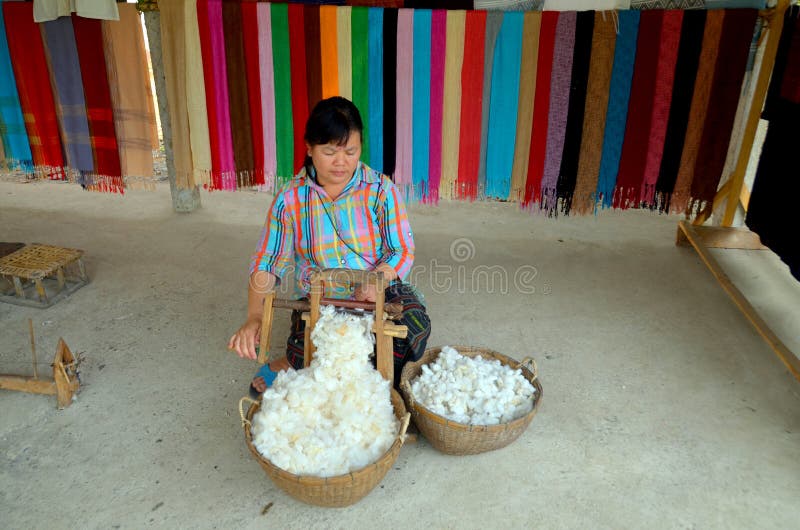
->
[[1, 180, 798, 529]]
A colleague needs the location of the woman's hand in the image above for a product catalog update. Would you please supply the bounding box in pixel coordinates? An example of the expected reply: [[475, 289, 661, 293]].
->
[[353, 283, 377, 302], [228, 317, 261, 360]]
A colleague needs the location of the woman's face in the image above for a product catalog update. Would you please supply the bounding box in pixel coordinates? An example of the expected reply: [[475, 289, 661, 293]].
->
[[307, 131, 362, 190]]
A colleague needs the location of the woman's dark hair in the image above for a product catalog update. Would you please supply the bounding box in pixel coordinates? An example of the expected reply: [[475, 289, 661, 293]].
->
[[303, 97, 363, 173]]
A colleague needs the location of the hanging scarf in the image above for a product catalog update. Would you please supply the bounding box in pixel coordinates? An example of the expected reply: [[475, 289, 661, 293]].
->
[[242, 0, 264, 186], [351, 7, 370, 165], [320, 5, 340, 98], [197, 0, 236, 189], [671, 9, 723, 214], [367, 7, 384, 172], [337, 6, 353, 99], [428, 9, 447, 203], [383, 8, 398, 177], [477, 12, 502, 199], [288, 4, 309, 175], [540, 11, 576, 212], [270, 3, 294, 183], [655, 10, 706, 211], [596, 10, 639, 209], [455, 9, 486, 202], [156, 1, 194, 191], [257, 3, 277, 186], [485, 12, 524, 200], [690, 9, 758, 212], [305, 5, 323, 112], [0, 4, 32, 172], [556, 10, 594, 214], [572, 11, 616, 215], [639, 9, 683, 207], [412, 8, 431, 201], [184, 0, 212, 187], [524, 10, 558, 207], [395, 9, 414, 189], [3, 2, 64, 179], [439, 10, 466, 199], [509, 12, 540, 203], [614, 10, 663, 209]]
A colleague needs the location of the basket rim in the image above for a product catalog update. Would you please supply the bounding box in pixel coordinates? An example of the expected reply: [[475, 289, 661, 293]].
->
[[399, 345, 543, 433], [242, 389, 408, 486]]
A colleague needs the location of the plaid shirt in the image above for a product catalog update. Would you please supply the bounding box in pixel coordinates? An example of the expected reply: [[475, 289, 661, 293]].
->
[[250, 162, 415, 298]]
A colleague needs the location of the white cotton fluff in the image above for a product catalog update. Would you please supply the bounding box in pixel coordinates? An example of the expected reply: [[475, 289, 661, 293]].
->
[[410, 346, 536, 425], [251, 306, 399, 477]]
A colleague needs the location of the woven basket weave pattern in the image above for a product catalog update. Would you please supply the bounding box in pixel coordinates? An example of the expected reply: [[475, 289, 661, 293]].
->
[[400, 346, 542, 455]]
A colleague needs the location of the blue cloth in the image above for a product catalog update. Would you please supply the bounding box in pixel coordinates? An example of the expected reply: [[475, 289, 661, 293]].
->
[[485, 12, 524, 200], [254, 361, 278, 388], [412, 9, 432, 202], [596, 10, 639, 209], [368, 7, 384, 173], [0, 5, 32, 170]]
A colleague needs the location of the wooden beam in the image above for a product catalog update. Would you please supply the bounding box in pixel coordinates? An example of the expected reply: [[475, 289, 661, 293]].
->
[[722, 0, 790, 226], [0, 375, 56, 395], [676, 224, 768, 250], [677, 221, 800, 381]]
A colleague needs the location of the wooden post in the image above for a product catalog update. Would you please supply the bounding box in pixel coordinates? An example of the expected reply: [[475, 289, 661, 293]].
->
[[257, 291, 275, 365], [53, 339, 79, 409], [719, 0, 789, 227], [307, 273, 323, 366], [142, 10, 201, 213], [29, 319, 38, 379]]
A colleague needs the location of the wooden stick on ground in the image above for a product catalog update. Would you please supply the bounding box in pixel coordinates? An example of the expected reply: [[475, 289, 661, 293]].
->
[[29, 319, 38, 379]]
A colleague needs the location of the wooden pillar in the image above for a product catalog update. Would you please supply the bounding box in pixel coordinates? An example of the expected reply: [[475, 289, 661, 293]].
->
[[142, 10, 201, 213]]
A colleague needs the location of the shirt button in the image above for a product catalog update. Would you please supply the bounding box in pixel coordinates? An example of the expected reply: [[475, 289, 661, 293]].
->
[[341, 259, 346, 265]]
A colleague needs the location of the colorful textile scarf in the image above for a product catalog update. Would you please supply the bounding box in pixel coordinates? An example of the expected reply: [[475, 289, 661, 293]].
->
[[383, 8, 398, 177], [395, 9, 414, 189], [439, 9, 465, 199], [614, 10, 663, 210], [524, 10, 557, 207], [655, 9, 706, 210], [572, 11, 616, 215], [351, 7, 370, 164], [485, 12, 524, 200], [412, 8, 431, 200], [288, 4, 309, 174], [257, 3, 277, 184], [455, 9, 484, 202], [509, 12, 540, 203], [639, 9, 683, 207], [159, 1, 195, 190], [690, 8, 758, 210], [337, 6, 353, 99], [0, 3, 32, 171], [671, 9, 723, 214], [3, 2, 64, 179], [41, 16, 94, 173], [185, 0, 212, 187], [242, 0, 265, 186], [428, 9, 447, 202], [596, 10, 639, 208], [305, 4, 323, 112], [367, 7, 384, 172], [320, 5, 340, 98], [270, 3, 295, 183], [198, 0, 236, 189], [477, 11, 502, 199], [556, 10, 594, 214], [540, 11, 575, 212]]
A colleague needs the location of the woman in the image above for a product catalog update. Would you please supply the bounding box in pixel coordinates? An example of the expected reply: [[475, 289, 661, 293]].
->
[[229, 97, 431, 395]]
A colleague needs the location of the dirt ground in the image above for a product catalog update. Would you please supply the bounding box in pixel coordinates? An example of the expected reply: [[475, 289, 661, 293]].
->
[[1, 180, 798, 529]]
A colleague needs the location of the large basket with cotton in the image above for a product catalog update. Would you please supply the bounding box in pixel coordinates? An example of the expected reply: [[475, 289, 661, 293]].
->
[[239, 390, 410, 507], [400, 345, 542, 455]]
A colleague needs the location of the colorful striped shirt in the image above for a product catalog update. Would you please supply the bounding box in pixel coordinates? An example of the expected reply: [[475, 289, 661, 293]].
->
[[250, 161, 415, 298]]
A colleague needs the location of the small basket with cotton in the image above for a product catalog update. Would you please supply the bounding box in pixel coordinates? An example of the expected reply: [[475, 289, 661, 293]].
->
[[399, 345, 543, 455]]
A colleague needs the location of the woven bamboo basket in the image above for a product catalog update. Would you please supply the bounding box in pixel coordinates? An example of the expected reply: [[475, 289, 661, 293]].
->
[[239, 389, 410, 507], [400, 346, 542, 456]]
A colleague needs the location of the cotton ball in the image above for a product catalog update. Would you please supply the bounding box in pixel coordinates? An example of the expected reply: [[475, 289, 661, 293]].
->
[[410, 346, 537, 425]]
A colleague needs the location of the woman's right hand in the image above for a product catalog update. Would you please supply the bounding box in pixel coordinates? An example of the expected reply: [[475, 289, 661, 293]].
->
[[228, 317, 261, 360]]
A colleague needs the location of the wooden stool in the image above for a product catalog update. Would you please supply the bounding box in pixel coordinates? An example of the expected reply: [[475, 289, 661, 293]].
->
[[0, 244, 88, 308]]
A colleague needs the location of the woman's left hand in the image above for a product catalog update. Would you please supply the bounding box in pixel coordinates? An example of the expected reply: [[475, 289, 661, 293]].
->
[[354, 283, 377, 302]]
